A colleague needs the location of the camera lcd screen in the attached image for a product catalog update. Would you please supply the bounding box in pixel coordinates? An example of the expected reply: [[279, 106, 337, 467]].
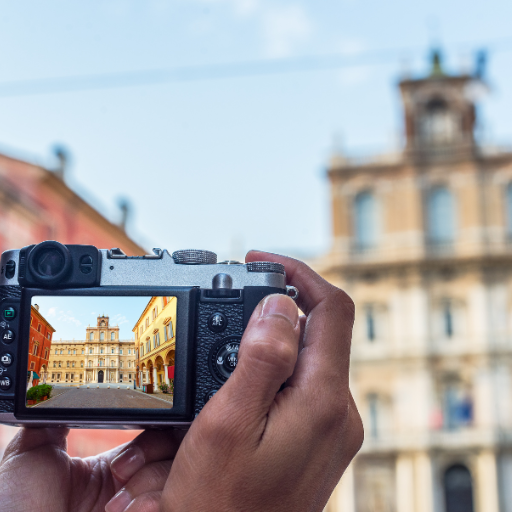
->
[[26, 295, 177, 410]]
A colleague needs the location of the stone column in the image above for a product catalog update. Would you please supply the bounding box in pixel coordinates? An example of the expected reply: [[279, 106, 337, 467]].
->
[[414, 452, 434, 512], [476, 450, 499, 512], [164, 365, 171, 386], [396, 454, 415, 512], [153, 368, 158, 390], [116, 369, 119, 383]]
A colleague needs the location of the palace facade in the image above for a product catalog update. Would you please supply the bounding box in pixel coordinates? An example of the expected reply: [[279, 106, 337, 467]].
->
[[134, 296, 176, 391], [322, 52, 512, 512], [47, 316, 137, 384]]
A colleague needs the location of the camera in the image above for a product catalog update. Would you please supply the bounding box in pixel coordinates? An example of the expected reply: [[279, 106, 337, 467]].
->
[[0, 241, 297, 429]]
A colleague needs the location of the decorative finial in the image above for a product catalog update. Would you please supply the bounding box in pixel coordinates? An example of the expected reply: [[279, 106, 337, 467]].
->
[[430, 49, 444, 77]]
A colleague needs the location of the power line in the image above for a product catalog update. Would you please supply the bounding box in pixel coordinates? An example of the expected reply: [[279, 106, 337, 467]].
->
[[1, 38, 512, 98]]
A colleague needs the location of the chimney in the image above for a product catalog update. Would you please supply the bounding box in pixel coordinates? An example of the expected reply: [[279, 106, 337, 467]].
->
[[118, 197, 131, 231], [53, 145, 70, 180]]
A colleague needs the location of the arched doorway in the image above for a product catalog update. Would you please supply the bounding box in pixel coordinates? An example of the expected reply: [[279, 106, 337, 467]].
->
[[155, 356, 165, 389], [98, 370, 104, 383], [444, 464, 474, 512]]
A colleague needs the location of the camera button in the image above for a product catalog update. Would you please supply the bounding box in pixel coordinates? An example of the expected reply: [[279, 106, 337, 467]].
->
[[208, 312, 228, 333], [2, 307, 16, 320], [0, 353, 13, 367], [1, 330, 15, 344], [5, 260, 16, 279], [0, 376, 12, 391], [79, 255, 93, 274], [205, 389, 218, 402]]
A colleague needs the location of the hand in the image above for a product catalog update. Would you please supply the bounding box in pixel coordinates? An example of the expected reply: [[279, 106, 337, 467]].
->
[[0, 427, 185, 512], [154, 251, 363, 511]]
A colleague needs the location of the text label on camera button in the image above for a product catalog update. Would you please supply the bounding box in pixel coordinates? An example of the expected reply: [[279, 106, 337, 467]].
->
[[1, 330, 15, 344]]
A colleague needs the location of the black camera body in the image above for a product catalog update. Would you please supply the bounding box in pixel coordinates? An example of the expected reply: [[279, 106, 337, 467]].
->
[[0, 242, 297, 429]]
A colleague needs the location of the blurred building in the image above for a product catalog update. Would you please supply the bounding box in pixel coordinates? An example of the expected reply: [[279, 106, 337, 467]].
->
[[47, 315, 137, 385], [134, 296, 177, 391], [0, 148, 146, 456], [322, 51, 512, 512], [0, 149, 145, 255]]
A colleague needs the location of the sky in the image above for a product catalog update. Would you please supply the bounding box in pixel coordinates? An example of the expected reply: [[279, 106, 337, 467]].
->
[[0, 1, 511, 260], [32, 295, 154, 340]]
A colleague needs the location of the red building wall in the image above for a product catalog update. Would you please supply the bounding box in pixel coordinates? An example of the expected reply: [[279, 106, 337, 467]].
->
[[28, 306, 55, 386], [0, 152, 146, 255]]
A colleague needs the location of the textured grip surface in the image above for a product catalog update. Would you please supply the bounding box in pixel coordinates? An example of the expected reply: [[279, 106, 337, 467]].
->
[[0, 400, 14, 413], [0, 286, 22, 301], [194, 302, 243, 415]]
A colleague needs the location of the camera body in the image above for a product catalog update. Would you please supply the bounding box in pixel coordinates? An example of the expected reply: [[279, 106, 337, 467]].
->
[[0, 242, 296, 429]]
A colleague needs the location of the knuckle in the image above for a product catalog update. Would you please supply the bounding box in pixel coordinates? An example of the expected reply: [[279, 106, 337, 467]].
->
[[330, 288, 355, 317], [352, 410, 365, 454], [143, 461, 170, 486], [315, 394, 351, 433], [245, 333, 296, 373]]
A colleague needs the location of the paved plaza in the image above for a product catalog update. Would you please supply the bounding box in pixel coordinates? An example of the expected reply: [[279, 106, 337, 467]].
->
[[35, 386, 174, 409]]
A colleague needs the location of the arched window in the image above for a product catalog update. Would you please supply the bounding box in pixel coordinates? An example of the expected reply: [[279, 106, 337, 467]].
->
[[89, 332, 93, 341], [427, 187, 456, 244], [442, 378, 473, 430], [444, 464, 474, 512], [354, 191, 378, 249], [419, 98, 457, 145], [100, 332, 104, 341], [111, 332, 115, 340]]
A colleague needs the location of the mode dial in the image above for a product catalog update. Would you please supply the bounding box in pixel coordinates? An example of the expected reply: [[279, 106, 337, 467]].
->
[[172, 250, 217, 265]]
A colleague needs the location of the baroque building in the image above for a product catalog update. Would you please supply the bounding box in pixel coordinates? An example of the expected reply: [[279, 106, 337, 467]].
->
[[134, 296, 177, 391], [322, 51, 512, 512], [47, 316, 137, 384]]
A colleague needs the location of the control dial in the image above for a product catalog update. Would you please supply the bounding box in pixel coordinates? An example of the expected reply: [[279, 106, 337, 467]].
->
[[246, 261, 285, 275], [209, 336, 241, 383], [172, 250, 217, 265]]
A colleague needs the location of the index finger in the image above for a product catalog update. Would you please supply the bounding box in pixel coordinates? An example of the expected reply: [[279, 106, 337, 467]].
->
[[245, 250, 353, 317], [245, 250, 354, 385]]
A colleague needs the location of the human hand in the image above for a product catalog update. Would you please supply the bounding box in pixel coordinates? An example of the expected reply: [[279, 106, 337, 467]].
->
[[151, 251, 363, 511], [0, 427, 185, 512]]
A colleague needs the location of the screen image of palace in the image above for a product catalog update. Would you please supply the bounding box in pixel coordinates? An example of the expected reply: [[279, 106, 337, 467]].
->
[[26, 296, 177, 409]]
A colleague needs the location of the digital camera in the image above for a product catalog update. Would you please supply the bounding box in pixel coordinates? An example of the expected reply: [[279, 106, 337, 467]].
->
[[0, 241, 297, 429]]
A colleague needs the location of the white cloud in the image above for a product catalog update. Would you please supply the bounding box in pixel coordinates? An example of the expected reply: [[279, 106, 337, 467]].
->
[[190, 0, 313, 57], [47, 307, 57, 317], [111, 313, 129, 326], [54, 310, 82, 327], [262, 5, 312, 58]]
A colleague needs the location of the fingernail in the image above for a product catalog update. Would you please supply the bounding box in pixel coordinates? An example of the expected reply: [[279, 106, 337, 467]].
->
[[105, 489, 132, 512], [261, 294, 298, 327], [110, 445, 145, 482]]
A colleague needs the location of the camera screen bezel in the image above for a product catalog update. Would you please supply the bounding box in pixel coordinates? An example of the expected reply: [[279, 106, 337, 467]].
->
[[15, 286, 197, 422]]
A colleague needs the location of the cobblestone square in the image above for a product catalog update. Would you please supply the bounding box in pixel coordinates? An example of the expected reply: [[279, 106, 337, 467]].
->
[[35, 387, 174, 409]]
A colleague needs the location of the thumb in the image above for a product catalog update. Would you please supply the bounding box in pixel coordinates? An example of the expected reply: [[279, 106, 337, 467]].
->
[[209, 294, 300, 427], [2, 427, 69, 463]]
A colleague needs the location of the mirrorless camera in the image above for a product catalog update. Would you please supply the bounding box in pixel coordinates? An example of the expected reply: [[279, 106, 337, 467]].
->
[[0, 241, 297, 429]]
